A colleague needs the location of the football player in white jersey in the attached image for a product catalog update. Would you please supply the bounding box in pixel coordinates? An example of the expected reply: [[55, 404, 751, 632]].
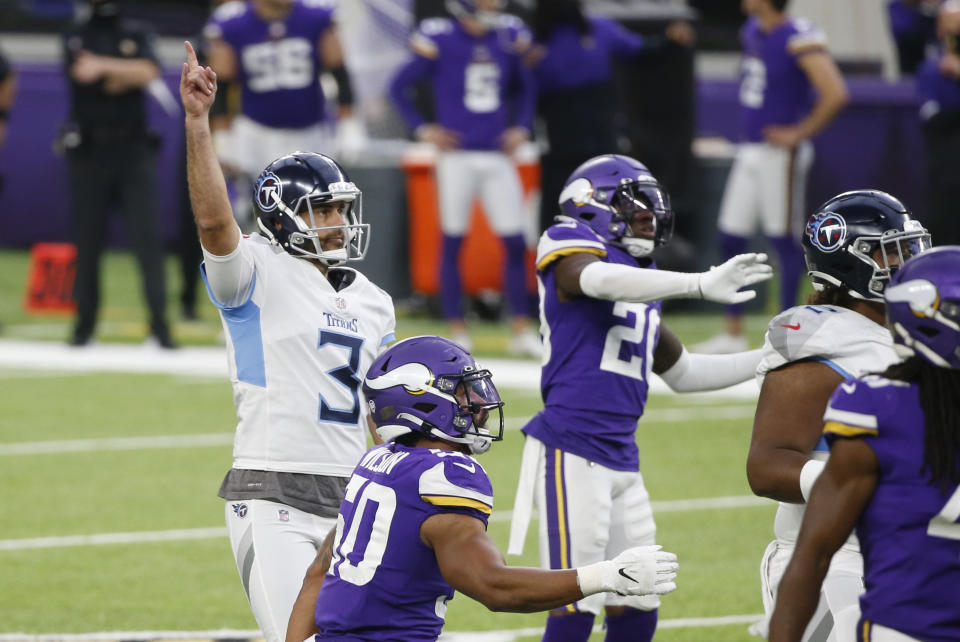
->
[[181, 42, 395, 642], [747, 190, 931, 642]]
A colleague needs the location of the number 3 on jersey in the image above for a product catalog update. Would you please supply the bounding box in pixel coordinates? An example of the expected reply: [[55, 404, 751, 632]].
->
[[318, 330, 365, 424], [599, 302, 660, 381]]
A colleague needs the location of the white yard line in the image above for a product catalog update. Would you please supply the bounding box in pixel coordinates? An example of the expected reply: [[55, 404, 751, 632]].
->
[[0, 495, 771, 551], [0, 613, 764, 641], [0, 340, 760, 399], [2, 404, 757, 457]]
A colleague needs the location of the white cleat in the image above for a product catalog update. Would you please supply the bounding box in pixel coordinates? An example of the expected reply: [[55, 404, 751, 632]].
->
[[508, 329, 543, 359]]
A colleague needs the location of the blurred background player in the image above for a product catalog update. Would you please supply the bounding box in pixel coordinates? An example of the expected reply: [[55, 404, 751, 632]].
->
[[286, 336, 680, 642], [389, 0, 540, 356], [917, 0, 960, 246], [62, 0, 174, 348], [696, 0, 849, 354], [526, 0, 694, 235], [746, 190, 931, 640], [887, 0, 941, 75], [507, 154, 772, 642], [203, 0, 363, 220], [768, 245, 960, 642], [180, 42, 396, 642]]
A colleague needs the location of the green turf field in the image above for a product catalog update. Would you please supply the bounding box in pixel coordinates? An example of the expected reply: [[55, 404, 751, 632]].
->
[[0, 249, 787, 640]]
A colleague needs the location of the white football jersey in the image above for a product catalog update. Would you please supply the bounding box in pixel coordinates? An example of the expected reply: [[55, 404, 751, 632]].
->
[[757, 304, 899, 546], [204, 235, 396, 476]]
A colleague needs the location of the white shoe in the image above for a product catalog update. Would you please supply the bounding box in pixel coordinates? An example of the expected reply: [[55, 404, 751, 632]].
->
[[508, 329, 543, 358], [452, 331, 474, 353], [691, 332, 749, 354]]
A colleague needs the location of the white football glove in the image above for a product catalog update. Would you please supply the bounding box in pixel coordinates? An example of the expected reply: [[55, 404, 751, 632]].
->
[[576, 545, 679, 597], [698, 252, 774, 304]]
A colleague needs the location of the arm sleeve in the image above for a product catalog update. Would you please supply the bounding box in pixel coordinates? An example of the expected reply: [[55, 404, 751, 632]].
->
[[600, 17, 647, 58], [511, 53, 536, 130], [658, 347, 763, 392], [200, 237, 256, 308], [388, 55, 434, 132], [579, 260, 701, 303]]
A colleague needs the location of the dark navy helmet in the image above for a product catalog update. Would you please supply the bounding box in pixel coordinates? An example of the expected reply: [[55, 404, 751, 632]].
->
[[884, 246, 960, 369], [362, 336, 504, 454], [253, 152, 369, 266], [558, 154, 674, 257], [802, 190, 931, 301]]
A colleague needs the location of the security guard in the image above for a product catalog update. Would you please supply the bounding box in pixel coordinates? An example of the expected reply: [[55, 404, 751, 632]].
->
[[62, 0, 174, 348]]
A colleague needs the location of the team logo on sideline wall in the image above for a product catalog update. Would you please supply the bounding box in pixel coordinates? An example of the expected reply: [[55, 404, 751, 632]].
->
[[232, 503, 248, 518], [256, 173, 282, 212], [806, 211, 847, 253]]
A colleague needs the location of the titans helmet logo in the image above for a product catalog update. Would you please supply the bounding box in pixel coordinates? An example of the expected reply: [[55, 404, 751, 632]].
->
[[256, 173, 282, 212], [806, 211, 847, 253]]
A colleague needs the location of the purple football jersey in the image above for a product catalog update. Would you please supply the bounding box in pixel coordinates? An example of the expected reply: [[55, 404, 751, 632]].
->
[[204, 0, 335, 128], [824, 376, 960, 641], [523, 220, 662, 471], [917, 56, 960, 119], [315, 444, 493, 641], [532, 15, 645, 94], [389, 15, 535, 150], [738, 16, 826, 143]]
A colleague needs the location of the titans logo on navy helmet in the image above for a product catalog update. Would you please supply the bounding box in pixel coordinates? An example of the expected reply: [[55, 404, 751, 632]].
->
[[256, 173, 282, 212], [806, 212, 847, 253]]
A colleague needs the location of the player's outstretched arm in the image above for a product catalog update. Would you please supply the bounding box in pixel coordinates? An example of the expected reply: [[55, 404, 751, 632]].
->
[[285, 526, 337, 642], [180, 40, 240, 257], [768, 438, 876, 641], [653, 326, 762, 392], [556, 252, 773, 305], [423, 513, 677, 613]]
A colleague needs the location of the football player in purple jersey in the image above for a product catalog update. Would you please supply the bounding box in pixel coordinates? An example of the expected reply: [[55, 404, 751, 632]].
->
[[203, 0, 362, 182], [696, 0, 850, 354], [285, 336, 680, 642], [769, 246, 960, 642], [388, 0, 541, 356], [747, 190, 932, 641], [505, 154, 773, 642]]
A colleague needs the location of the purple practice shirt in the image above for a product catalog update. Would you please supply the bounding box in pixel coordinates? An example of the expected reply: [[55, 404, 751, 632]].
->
[[315, 444, 493, 641], [917, 55, 960, 119], [389, 15, 535, 150], [532, 15, 645, 94], [523, 221, 662, 471], [738, 16, 826, 143], [204, 0, 335, 128], [824, 376, 960, 641]]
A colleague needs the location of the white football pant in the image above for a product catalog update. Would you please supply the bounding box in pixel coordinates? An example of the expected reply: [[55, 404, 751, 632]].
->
[[435, 150, 525, 237], [225, 499, 336, 642]]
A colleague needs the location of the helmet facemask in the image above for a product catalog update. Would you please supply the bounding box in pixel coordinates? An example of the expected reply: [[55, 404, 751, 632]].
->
[[611, 180, 674, 258], [442, 368, 504, 455], [815, 220, 932, 300], [256, 179, 371, 266]]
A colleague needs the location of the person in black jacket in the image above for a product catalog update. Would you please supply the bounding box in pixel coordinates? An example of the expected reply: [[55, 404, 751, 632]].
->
[[62, 0, 174, 347]]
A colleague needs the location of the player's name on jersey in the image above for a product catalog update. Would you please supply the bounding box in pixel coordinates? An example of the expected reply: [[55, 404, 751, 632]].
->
[[359, 448, 410, 475], [323, 312, 360, 333]]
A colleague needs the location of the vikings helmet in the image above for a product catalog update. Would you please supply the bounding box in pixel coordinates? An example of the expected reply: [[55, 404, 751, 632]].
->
[[884, 246, 960, 369], [802, 190, 931, 301], [253, 152, 369, 265], [557, 154, 674, 258], [446, 0, 504, 28], [362, 336, 505, 454]]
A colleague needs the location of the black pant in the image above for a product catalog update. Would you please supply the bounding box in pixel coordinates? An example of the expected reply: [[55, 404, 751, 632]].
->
[[66, 139, 169, 340], [925, 129, 960, 246]]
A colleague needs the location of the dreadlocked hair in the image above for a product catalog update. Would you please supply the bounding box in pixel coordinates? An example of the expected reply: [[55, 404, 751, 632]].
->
[[806, 283, 856, 308], [882, 356, 960, 492]]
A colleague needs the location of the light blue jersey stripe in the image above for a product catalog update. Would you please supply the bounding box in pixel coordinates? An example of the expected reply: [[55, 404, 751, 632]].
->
[[201, 266, 266, 388]]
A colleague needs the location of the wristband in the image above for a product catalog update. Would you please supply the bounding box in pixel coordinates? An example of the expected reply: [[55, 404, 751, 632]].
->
[[799, 459, 826, 502], [575, 561, 610, 597]]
